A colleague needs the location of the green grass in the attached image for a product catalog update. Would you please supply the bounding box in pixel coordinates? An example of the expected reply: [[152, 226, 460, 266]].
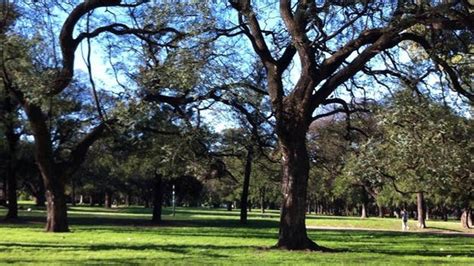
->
[[0, 203, 472, 265]]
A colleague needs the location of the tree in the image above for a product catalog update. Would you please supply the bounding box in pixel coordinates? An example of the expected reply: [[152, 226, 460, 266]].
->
[[0, 2, 23, 220], [343, 89, 472, 228], [3, 1, 193, 232], [227, 0, 472, 249]]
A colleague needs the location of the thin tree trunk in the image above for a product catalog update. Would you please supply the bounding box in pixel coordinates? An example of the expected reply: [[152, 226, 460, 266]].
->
[[417, 192, 426, 228], [144, 198, 150, 208], [276, 132, 323, 250], [71, 180, 76, 207], [360, 189, 369, 219], [378, 204, 384, 218], [226, 201, 232, 211], [104, 192, 111, 208], [360, 203, 367, 219], [89, 195, 94, 206], [152, 173, 163, 223], [125, 194, 130, 207], [260, 187, 266, 214], [79, 195, 83, 205], [240, 147, 253, 224]]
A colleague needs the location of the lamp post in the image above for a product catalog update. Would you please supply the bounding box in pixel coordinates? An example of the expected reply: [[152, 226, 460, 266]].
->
[[172, 184, 176, 217]]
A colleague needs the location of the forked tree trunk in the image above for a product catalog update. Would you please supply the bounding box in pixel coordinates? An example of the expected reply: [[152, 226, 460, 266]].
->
[[240, 147, 253, 224], [152, 173, 163, 223], [417, 192, 426, 229], [276, 131, 322, 250]]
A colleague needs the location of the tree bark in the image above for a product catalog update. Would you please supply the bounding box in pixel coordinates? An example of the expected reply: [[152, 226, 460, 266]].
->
[[125, 194, 130, 207], [4, 103, 19, 220], [461, 207, 471, 229], [152, 173, 163, 223], [71, 180, 76, 206], [360, 189, 369, 219], [226, 201, 232, 211], [5, 141, 18, 220], [5, 165, 18, 220], [377, 204, 384, 218], [240, 147, 253, 224], [35, 173, 46, 207], [104, 192, 111, 208], [44, 182, 69, 232], [276, 130, 322, 250], [360, 203, 368, 219], [260, 187, 266, 214], [89, 195, 94, 206], [1, 175, 6, 206], [417, 192, 426, 228]]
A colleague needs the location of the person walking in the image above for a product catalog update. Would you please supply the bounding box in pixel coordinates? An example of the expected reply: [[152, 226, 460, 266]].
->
[[401, 209, 409, 231]]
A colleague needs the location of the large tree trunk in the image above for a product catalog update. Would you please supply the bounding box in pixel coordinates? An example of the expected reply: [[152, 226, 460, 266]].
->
[[276, 130, 322, 250], [5, 165, 18, 220], [36, 173, 46, 207], [240, 147, 253, 224], [417, 192, 426, 229], [4, 109, 19, 220], [71, 180, 76, 206], [152, 173, 163, 223], [1, 175, 6, 206], [44, 179, 69, 232], [461, 207, 471, 229], [5, 144, 18, 220]]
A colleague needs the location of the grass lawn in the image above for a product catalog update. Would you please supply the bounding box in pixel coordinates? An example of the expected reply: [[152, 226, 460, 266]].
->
[[0, 203, 472, 265]]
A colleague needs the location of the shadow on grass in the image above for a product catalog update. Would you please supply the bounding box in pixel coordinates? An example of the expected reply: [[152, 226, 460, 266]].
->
[[0, 213, 280, 230], [0, 242, 259, 258]]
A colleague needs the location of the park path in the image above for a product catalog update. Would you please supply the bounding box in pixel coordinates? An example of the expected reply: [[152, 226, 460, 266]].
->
[[306, 226, 474, 237]]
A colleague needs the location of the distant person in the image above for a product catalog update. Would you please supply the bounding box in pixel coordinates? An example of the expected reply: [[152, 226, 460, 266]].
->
[[401, 209, 409, 231]]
